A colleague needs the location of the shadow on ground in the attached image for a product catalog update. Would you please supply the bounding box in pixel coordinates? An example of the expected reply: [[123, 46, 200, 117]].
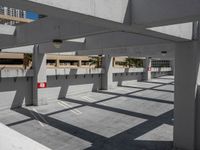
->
[[7, 76, 174, 150]]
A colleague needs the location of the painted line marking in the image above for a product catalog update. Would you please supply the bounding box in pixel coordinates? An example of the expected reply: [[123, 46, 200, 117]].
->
[[32, 108, 48, 125], [120, 88, 133, 93], [82, 96, 93, 102], [60, 101, 82, 114], [57, 101, 82, 115], [29, 110, 45, 127]]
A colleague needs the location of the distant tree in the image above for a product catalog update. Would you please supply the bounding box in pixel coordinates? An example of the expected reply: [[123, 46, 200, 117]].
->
[[89, 56, 102, 68], [124, 58, 143, 68], [124, 58, 135, 68], [23, 53, 32, 69]]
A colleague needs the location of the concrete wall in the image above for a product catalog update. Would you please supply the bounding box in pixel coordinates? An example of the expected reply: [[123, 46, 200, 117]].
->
[[45, 74, 102, 102], [151, 67, 172, 78], [112, 68, 144, 87], [0, 77, 32, 110], [44, 68, 103, 102], [0, 68, 103, 109], [113, 67, 172, 87], [0, 67, 172, 110]]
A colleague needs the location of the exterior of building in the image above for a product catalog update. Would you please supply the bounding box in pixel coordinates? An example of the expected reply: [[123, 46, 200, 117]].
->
[[152, 60, 170, 68], [0, 6, 26, 25], [0, 53, 99, 69], [0, 6, 38, 25]]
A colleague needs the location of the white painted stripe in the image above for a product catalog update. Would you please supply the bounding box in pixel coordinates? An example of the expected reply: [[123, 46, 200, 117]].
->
[[29, 110, 45, 127], [32, 108, 48, 125], [57, 102, 82, 115], [82, 96, 93, 102], [60, 101, 82, 114], [120, 88, 133, 93]]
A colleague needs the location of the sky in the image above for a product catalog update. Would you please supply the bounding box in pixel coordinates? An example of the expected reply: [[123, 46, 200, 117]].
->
[[26, 11, 39, 20]]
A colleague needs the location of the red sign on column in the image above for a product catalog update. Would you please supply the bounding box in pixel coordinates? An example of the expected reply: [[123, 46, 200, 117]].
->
[[37, 82, 47, 88]]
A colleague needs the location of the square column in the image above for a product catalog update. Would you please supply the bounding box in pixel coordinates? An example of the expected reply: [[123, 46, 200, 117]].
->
[[170, 59, 175, 75], [78, 60, 82, 67], [174, 42, 200, 150], [32, 45, 48, 106], [143, 57, 152, 80], [56, 58, 60, 67], [101, 55, 113, 90]]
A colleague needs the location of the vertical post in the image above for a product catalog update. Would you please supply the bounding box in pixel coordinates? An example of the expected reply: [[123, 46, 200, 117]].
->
[[170, 59, 175, 75], [144, 57, 152, 80], [32, 45, 47, 106], [56, 58, 60, 68], [113, 57, 116, 68], [3, 7, 8, 15], [174, 42, 200, 150], [101, 54, 113, 90], [78, 60, 82, 67]]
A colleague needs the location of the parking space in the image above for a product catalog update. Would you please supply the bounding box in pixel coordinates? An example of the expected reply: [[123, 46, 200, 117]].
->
[[0, 76, 174, 150]]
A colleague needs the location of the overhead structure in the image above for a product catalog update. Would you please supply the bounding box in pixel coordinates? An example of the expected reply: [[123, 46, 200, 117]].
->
[[0, 0, 200, 150], [0, 0, 198, 49], [0, 14, 33, 23]]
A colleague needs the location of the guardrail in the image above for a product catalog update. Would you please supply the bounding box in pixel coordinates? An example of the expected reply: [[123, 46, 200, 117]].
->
[[0, 67, 172, 78], [151, 67, 172, 72], [0, 69, 33, 78], [46, 68, 104, 76]]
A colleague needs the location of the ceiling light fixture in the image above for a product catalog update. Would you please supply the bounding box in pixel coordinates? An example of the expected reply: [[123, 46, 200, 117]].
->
[[52, 39, 63, 49], [161, 51, 167, 56]]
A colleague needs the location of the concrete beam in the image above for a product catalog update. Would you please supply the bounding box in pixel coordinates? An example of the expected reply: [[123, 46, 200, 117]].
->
[[85, 32, 170, 50], [77, 43, 175, 58], [0, 0, 188, 45], [39, 41, 85, 54], [42, 32, 175, 58], [0, 17, 109, 49], [0, 0, 129, 23], [40, 31, 173, 54], [132, 0, 200, 27], [3, 0, 200, 28], [2, 41, 175, 59]]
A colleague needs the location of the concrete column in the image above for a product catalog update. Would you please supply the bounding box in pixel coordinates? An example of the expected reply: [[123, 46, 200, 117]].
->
[[3, 7, 8, 15], [113, 57, 116, 68], [174, 42, 200, 150], [143, 57, 152, 80], [170, 59, 175, 75], [32, 45, 47, 106], [78, 60, 82, 67], [101, 54, 113, 90], [56, 58, 60, 67]]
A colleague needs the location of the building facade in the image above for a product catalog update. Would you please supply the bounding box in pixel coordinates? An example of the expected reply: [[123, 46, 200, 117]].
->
[[0, 6, 26, 25]]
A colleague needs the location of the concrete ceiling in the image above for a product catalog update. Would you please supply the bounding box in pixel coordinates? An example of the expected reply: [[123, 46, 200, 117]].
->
[[0, 0, 199, 58]]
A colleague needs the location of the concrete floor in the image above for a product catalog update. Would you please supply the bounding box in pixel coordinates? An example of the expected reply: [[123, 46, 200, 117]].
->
[[0, 76, 174, 150]]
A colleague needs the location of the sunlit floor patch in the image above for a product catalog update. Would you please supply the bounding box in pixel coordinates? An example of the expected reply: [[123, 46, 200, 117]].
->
[[0, 76, 174, 150], [135, 124, 173, 141], [50, 105, 146, 138]]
